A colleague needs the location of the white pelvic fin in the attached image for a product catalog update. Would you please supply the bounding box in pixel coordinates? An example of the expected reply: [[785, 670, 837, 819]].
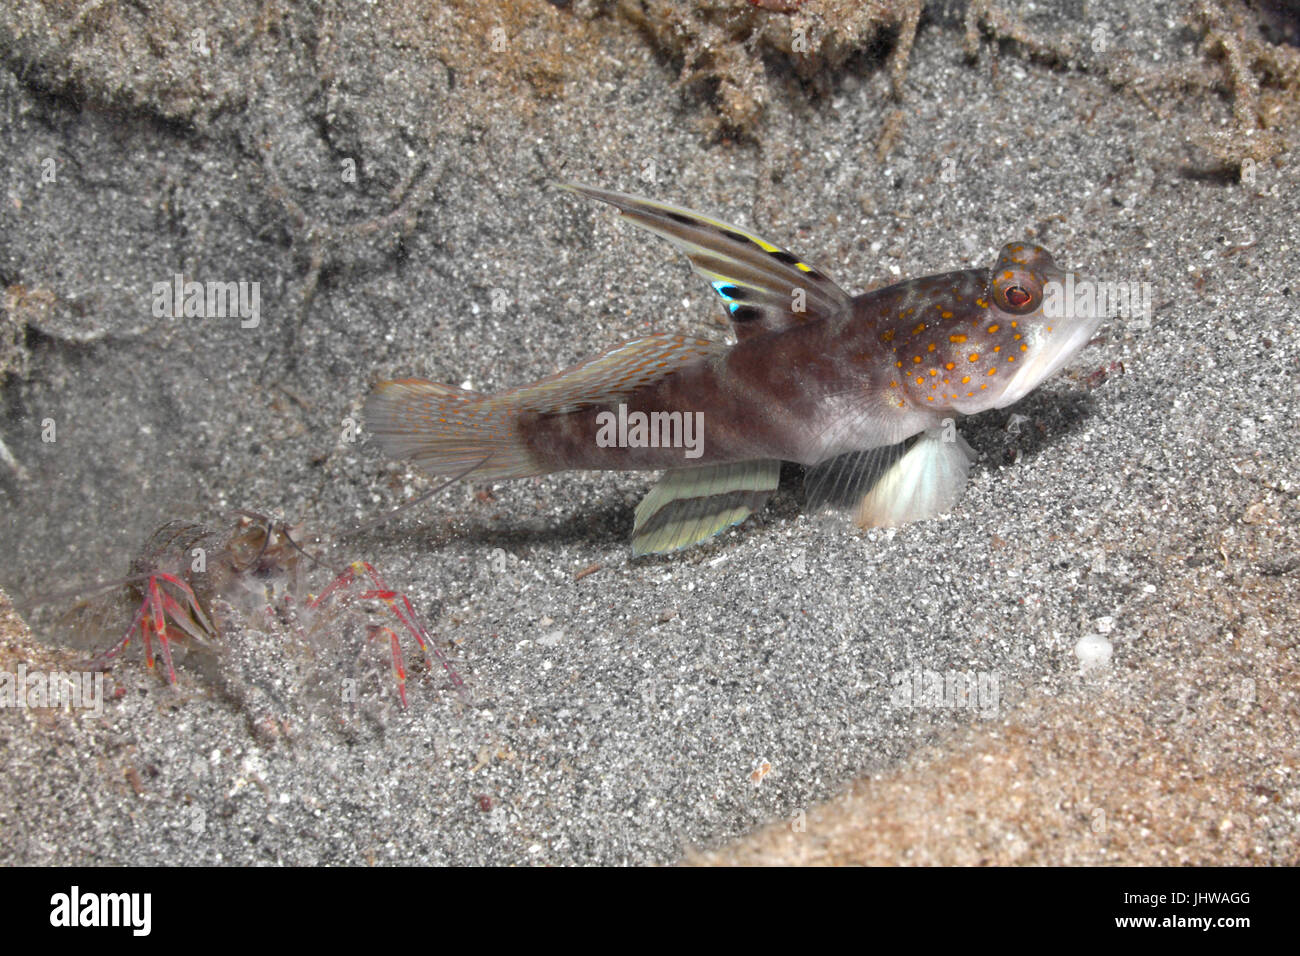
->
[[851, 427, 975, 528]]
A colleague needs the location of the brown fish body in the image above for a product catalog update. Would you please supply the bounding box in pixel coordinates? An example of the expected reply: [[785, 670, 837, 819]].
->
[[520, 266, 1030, 472], [365, 184, 1102, 553]]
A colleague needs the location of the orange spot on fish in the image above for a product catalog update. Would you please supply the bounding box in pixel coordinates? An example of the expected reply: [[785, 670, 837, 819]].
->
[[961, 375, 970, 383], [968, 353, 980, 362], [941, 310, 953, 319], [987, 324, 1000, 332], [987, 367, 997, 375], [949, 334, 967, 343]]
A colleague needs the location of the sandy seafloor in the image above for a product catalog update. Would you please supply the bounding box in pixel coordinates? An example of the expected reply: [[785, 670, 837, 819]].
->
[[0, 0, 1297, 865]]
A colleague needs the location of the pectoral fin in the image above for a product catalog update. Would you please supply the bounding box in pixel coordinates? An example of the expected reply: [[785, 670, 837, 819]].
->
[[632, 460, 781, 555], [805, 427, 975, 529], [559, 183, 852, 339]]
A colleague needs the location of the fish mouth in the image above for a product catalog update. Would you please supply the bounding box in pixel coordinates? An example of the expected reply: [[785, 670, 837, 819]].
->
[[993, 273, 1105, 408]]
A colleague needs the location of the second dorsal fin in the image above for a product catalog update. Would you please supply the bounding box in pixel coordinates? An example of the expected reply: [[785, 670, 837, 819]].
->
[[560, 183, 853, 339]]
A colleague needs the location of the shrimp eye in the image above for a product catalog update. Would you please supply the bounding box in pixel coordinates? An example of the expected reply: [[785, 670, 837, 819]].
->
[[1005, 285, 1032, 308]]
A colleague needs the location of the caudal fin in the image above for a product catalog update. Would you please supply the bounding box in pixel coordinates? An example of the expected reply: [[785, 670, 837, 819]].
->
[[363, 379, 540, 481], [365, 335, 726, 483]]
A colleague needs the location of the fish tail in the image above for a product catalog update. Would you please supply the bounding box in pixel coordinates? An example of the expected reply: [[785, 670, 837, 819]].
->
[[366, 335, 726, 482], [363, 379, 543, 481]]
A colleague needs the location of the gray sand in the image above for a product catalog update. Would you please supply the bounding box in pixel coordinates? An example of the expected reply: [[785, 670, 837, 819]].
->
[[1, 1, 1296, 865]]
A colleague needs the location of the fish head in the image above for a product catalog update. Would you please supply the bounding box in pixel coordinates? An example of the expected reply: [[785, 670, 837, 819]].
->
[[888, 244, 1101, 416], [907, 243, 1101, 415], [981, 242, 1102, 409]]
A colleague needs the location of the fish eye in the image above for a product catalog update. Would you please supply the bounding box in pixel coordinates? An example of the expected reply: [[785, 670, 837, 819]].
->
[[993, 270, 1042, 315], [1005, 285, 1031, 308]]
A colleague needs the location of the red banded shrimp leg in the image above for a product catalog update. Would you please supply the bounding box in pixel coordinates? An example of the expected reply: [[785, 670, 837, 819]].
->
[[300, 460, 485, 705], [86, 572, 216, 684], [308, 561, 462, 707]]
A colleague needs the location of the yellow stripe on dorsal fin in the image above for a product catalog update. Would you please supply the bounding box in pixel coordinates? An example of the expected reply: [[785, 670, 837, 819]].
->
[[558, 183, 853, 340]]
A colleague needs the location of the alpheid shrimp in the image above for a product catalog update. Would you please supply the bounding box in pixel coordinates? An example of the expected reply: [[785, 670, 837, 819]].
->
[[74, 511, 461, 708]]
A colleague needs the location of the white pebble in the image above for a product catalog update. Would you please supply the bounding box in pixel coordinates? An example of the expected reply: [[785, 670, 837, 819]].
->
[[1076, 633, 1113, 672]]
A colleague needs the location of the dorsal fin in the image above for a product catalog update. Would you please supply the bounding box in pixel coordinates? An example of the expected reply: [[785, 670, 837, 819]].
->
[[559, 183, 853, 340]]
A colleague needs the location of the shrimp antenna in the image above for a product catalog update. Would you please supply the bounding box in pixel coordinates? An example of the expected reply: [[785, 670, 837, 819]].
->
[[342, 455, 490, 539], [23, 570, 161, 610]]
